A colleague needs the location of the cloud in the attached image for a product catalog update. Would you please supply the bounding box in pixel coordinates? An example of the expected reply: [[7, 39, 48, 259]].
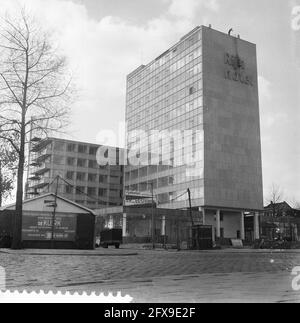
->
[[258, 75, 271, 101], [203, 0, 220, 11], [263, 113, 289, 128], [1, 0, 213, 145], [168, 0, 202, 19], [168, 0, 219, 20], [258, 75, 289, 129]]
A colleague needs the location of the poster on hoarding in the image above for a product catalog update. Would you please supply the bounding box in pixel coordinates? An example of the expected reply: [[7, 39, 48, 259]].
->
[[22, 213, 77, 241]]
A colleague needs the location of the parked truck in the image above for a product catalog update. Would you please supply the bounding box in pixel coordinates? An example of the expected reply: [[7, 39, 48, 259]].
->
[[100, 229, 122, 249]]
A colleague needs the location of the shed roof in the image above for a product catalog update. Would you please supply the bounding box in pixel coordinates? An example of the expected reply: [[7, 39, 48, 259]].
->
[[1, 193, 95, 215]]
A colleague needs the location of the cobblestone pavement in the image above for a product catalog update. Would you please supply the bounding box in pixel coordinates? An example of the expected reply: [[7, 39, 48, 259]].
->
[[1, 248, 300, 302]]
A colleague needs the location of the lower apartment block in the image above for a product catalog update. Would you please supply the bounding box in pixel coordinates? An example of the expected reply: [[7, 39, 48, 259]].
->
[[25, 137, 124, 210]]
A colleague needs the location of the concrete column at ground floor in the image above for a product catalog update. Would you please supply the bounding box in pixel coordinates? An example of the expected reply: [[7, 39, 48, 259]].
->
[[254, 212, 260, 240], [240, 212, 245, 240], [122, 213, 127, 237], [212, 222, 216, 243], [294, 225, 299, 242], [161, 216, 166, 236], [216, 210, 221, 239]]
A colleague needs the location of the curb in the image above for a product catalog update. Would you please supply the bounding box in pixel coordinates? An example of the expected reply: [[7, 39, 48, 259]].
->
[[0, 250, 138, 257]]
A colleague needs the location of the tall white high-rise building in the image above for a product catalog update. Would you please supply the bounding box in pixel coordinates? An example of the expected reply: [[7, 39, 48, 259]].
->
[[125, 26, 263, 240]]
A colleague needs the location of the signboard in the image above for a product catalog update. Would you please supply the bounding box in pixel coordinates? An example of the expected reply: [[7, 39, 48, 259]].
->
[[22, 213, 77, 241], [124, 191, 157, 207], [224, 52, 253, 86], [231, 239, 244, 249]]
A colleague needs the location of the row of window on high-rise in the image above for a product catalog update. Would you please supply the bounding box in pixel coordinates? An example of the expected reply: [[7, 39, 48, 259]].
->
[[128, 78, 202, 117], [65, 185, 123, 199], [66, 157, 122, 169], [127, 113, 203, 134], [126, 167, 203, 188], [67, 144, 99, 155], [65, 171, 123, 184], [66, 157, 99, 168], [52, 141, 100, 155], [127, 95, 203, 128], [50, 155, 112, 169], [127, 31, 201, 88], [127, 59, 202, 103]]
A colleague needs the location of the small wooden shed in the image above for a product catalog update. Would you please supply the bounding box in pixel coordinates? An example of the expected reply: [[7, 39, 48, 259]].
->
[[0, 193, 96, 250]]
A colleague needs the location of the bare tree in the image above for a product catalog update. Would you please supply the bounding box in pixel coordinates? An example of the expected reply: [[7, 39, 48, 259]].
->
[[0, 9, 72, 249], [268, 183, 283, 204]]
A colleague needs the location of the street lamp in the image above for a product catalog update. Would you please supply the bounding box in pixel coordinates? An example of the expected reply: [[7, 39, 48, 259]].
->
[[50, 175, 60, 249]]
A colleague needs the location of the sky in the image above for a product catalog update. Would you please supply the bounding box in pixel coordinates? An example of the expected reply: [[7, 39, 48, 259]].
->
[[0, 0, 299, 205]]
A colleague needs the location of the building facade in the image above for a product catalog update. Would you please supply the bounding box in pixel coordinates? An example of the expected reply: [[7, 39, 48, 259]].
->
[[25, 138, 124, 210], [95, 205, 203, 247], [261, 202, 300, 242], [124, 26, 263, 240], [264, 201, 300, 218]]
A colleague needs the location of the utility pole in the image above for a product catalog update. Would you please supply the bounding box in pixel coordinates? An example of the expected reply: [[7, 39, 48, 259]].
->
[[51, 175, 60, 249], [187, 188, 194, 250], [187, 188, 194, 226], [150, 182, 155, 249]]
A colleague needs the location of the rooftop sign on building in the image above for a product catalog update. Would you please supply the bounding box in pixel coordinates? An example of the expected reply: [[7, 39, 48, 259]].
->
[[224, 53, 253, 86]]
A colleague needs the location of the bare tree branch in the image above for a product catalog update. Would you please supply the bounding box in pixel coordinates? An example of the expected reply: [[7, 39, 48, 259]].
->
[[0, 135, 20, 153], [0, 73, 23, 108]]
